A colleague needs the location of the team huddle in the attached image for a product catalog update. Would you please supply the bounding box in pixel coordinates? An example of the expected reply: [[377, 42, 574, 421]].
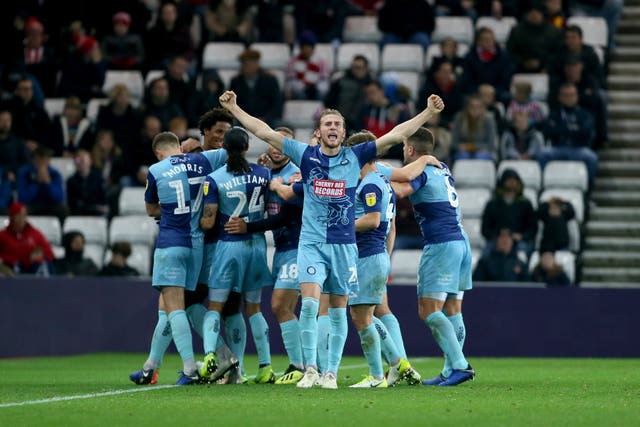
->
[[129, 90, 475, 389]]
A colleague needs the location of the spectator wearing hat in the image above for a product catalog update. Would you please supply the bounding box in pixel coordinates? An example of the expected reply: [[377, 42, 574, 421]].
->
[[99, 241, 140, 276], [96, 84, 143, 151], [229, 49, 282, 127], [9, 77, 51, 150], [285, 31, 330, 101], [53, 230, 99, 277], [378, 0, 435, 50], [48, 96, 94, 157], [16, 146, 67, 221], [144, 1, 193, 70], [66, 149, 108, 216], [57, 34, 106, 102], [0, 202, 55, 275], [506, 3, 563, 73], [0, 109, 30, 181], [102, 11, 145, 70]]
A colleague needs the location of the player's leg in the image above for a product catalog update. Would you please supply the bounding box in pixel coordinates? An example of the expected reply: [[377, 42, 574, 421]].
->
[[222, 291, 247, 383], [374, 293, 408, 360], [130, 293, 170, 385], [200, 296, 227, 380], [316, 293, 330, 375], [349, 303, 385, 388], [441, 294, 465, 379], [163, 285, 200, 385], [245, 294, 275, 383]]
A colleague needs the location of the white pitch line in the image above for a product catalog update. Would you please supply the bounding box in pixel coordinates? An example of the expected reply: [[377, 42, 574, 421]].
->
[[0, 358, 430, 409]]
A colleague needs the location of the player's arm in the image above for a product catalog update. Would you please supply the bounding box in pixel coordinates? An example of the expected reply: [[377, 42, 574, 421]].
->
[[144, 171, 161, 217], [145, 202, 161, 217], [375, 95, 444, 156], [355, 212, 381, 232], [269, 177, 298, 201], [225, 204, 300, 234], [386, 216, 396, 256], [219, 91, 284, 151], [389, 155, 441, 182], [391, 181, 415, 199], [200, 203, 218, 230]]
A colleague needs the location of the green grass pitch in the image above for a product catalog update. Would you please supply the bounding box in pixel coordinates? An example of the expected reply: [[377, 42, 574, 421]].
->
[[0, 353, 638, 426]]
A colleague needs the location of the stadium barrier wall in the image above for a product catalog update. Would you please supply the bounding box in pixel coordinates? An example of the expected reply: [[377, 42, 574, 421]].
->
[[2, 277, 639, 358]]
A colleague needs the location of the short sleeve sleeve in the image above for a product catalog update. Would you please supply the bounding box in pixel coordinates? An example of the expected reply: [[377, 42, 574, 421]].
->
[[144, 171, 158, 204], [282, 137, 308, 166], [409, 172, 428, 193], [203, 176, 219, 205], [360, 183, 383, 214]]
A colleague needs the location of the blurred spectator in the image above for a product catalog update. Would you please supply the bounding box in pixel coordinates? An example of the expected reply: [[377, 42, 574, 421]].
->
[[88, 0, 152, 40], [53, 230, 99, 276], [205, 0, 254, 44], [434, 0, 478, 19], [549, 25, 604, 87], [473, 229, 529, 282], [540, 83, 597, 189], [91, 130, 126, 217], [255, 0, 294, 43], [57, 35, 106, 102], [145, 1, 194, 69], [0, 167, 12, 213], [295, 0, 347, 43], [477, 84, 506, 134], [95, 84, 143, 151], [47, 96, 94, 157], [230, 49, 283, 127], [13, 18, 58, 96], [461, 27, 513, 104], [17, 146, 67, 220], [142, 77, 185, 130], [357, 80, 410, 137], [0, 109, 30, 181], [418, 61, 464, 129], [451, 95, 498, 161], [544, 0, 568, 29], [506, 81, 546, 126], [198, 108, 234, 150], [285, 31, 330, 101], [391, 197, 422, 249], [430, 38, 465, 78], [101, 11, 145, 70], [350, 0, 384, 15], [188, 70, 225, 126], [531, 251, 571, 286], [325, 54, 373, 131], [66, 149, 108, 216], [425, 114, 453, 165], [378, 0, 435, 50], [571, 0, 623, 49], [506, 3, 562, 73], [9, 77, 51, 149], [99, 241, 140, 276], [500, 111, 545, 160], [169, 117, 189, 140], [163, 56, 195, 117], [481, 168, 538, 258], [0, 202, 54, 275], [126, 116, 162, 186], [538, 197, 575, 252]]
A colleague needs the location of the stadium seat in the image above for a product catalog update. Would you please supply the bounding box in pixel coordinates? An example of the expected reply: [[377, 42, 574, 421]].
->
[[44, 98, 66, 119], [453, 159, 496, 190], [497, 160, 542, 191], [266, 69, 285, 89], [109, 215, 158, 246], [216, 69, 236, 89], [567, 16, 608, 48], [84, 243, 105, 269], [52, 244, 65, 259], [462, 217, 484, 250], [103, 71, 145, 105], [337, 43, 380, 73], [104, 243, 152, 276], [247, 133, 267, 163], [283, 100, 323, 129], [475, 16, 518, 46], [250, 43, 291, 70], [292, 43, 336, 73], [511, 74, 549, 102], [542, 161, 589, 192], [386, 71, 421, 101], [529, 250, 576, 284], [29, 216, 62, 246], [457, 188, 492, 219], [390, 249, 421, 283], [202, 42, 245, 69], [432, 17, 474, 44], [293, 128, 315, 141], [539, 188, 585, 223], [118, 188, 148, 216], [424, 42, 469, 69], [49, 157, 77, 183], [86, 98, 109, 122], [523, 187, 539, 209], [343, 16, 382, 43], [0, 216, 7, 228], [381, 44, 424, 72], [470, 247, 481, 272], [144, 70, 165, 86], [63, 216, 108, 246]]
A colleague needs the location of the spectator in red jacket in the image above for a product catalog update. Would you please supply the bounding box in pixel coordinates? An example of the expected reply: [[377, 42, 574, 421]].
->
[[0, 202, 54, 275]]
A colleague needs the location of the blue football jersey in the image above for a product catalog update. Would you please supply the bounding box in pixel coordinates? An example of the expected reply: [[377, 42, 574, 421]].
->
[[145, 152, 216, 249], [203, 163, 271, 242], [282, 137, 377, 244], [408, 163, 464, 245], [267, 161, 303, 252], [355, 171, 395, 258], [375, 161, 393, 181]]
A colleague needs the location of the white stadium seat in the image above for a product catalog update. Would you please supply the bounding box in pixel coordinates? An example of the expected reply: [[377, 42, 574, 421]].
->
[[103, 71, 145, 105], [498, 160, 542, 191], [109, 215, 158, 246], [462, 217, 484, 250], [144, 70, 165, 86], [432, 17, 474, 44], [471, 247, 481, 272], [29, 216, 62, 246], [381, 44, 424, 72], [292, 128, 316, 141], [343, 15, 382, 43], [250, 43, 291, 70], [202, 42, 245, 69], [453, 159, 496, 190], [104, 243, 152, 276], [539, 188, 585, 223], [388, 71, 421, 100], [49, 157, 77, 183], [390, 249, 421, 283], [457, 188, 492, 219], [425, 42, 468, 69], [44, 98, 66, 118], [283, 100, 323, 129], [86, 98, 110, 122], [511, 74, 549, 102], [475, 16, 518, 46], [84, 243, 105, 269], [119, 187, 148, 216], [63, 216, 108, 246], [567, 16, 608, 48], [217, 69, 237, 89], [524, 187, 539, 209], [292, 43, 336, 73], [266, 69, 285, 89], [529, 250, 576, 284], [543, 161, 589, 192], [337, 43, 380, 73]]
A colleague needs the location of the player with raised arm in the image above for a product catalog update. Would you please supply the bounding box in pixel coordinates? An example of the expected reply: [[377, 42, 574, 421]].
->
[[199, 127, 275, 384], [219, 90, 444, 389], [392, 127, 475, 386]]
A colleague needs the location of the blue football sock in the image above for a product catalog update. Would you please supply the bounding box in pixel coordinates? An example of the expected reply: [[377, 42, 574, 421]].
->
[[316, 314, 329, 373], [249, 312, 271, 366], [380, 313, 408, 360], [144, 310, 171, 371], [443, 313, 466, 377], [373, 316, 401, 366], [202, 310, 221, 355], [425, 311, 468, 371], [225, 313, 247, 371], [168, 310, 196, 374], [326, 307, 347, 375], [299, 297, 319, 369], [280, 319, 303, 368], [186, 304, 207, 338], [358, 323, 383, 378]]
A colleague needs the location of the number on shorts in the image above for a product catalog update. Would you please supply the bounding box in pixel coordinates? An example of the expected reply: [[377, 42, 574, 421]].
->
[[348, 266, 358, 283], [279, 263, 299, 280]]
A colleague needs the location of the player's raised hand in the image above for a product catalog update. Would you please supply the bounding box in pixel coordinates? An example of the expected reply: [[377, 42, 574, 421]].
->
[[219, 91, 237, 110], [427, 95, 444, 114], [224, 217, 248, 234]]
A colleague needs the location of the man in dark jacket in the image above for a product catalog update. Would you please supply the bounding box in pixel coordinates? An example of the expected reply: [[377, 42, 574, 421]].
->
[[53, 230, 99, 276], [473, 229, 529, 282], [378, 0, 435, 50], [325, 54, 372, 131]]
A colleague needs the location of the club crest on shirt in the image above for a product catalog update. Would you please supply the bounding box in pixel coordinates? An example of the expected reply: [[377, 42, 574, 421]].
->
[[365, 192, 376, 207]]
